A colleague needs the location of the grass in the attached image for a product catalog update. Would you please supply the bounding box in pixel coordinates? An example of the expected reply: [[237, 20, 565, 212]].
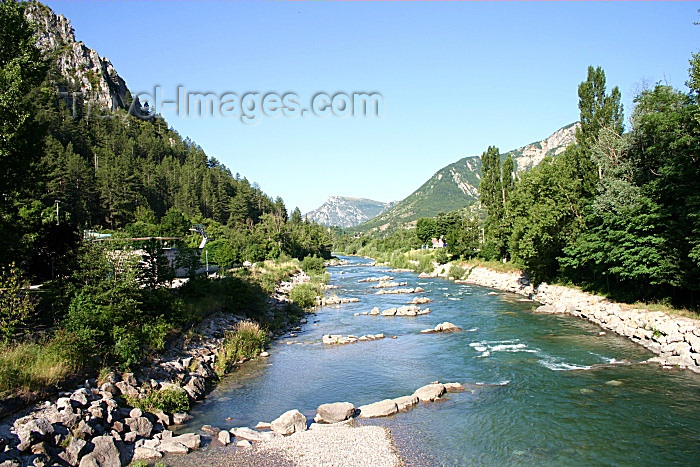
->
[[0, 334, 83, 398], [125, 386, 190, 414], [251, 260, 301, 293], [623, 301, 700, 320], [214, 320, 267, 377], [462, 257, 523, 274]]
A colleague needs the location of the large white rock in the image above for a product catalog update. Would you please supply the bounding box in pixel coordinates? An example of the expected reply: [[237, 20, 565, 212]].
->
[[315, 402, 356, 424], [413, 383, 446, 402], [392, 395, 419, 411], [270, 409, 307, 435], [358, 399, 398, 418]]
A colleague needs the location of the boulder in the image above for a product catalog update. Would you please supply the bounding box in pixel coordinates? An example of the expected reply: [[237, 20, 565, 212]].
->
[[413, 383, 446, 402], [124, 416, 153, 438], [157, 439, 189, 454], [369, 307, 380, 315], [172, 433, 201, 450], [133, 446, 162, 460], [315, 402, 356, 424], [435, 322, 462, 333], [84, 435, 122, 467], [184, 377, 206, 400], [392, 395, 419, 411], [357, 399, 398, 418], [114, 382, 139, 399], [218, 430, 231, 445], [236, 440, 252, 448], [58, 437, 88, 466], [16, 418, 54, 452], [172, 413, 190, 425], [270, 410, 307, 435], [444, 382, 465, 393], [230, 427, 281, 442]]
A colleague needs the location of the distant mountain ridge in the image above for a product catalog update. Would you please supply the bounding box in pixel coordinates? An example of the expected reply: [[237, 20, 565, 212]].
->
[[305, 196, 395, 228], [355, 123, 578, 233]]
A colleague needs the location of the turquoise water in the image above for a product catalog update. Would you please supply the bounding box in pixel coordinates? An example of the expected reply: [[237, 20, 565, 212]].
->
[[183, 256, 700, 466]]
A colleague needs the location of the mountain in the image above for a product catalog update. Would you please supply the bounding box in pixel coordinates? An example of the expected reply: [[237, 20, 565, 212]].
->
[[356, 123, 578, 233], [26, 2, 130, 111], [305, 196, 395, 228]]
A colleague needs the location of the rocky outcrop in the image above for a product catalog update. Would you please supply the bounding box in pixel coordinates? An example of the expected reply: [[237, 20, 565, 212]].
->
[[358, 276, 394, 283], [322, 334, 385, 345], [420, 322, 462, 334], [26, 3, 130, 112], [380, 305, 430, 317], [460, 266, 700, 373], [370, 281, 408, 289]]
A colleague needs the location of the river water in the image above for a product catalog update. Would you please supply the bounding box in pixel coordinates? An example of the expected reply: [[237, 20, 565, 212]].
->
[[182, 256, 700, 466]]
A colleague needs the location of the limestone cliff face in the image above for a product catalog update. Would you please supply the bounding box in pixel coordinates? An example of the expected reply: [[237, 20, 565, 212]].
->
[[508, 122, 579, 173], [26, 2, 129, 111]]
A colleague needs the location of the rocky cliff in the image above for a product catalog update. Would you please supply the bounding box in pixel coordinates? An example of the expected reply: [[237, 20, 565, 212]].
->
[[26, 2, 130, 111], [507, 122, 578, 173], [305, 196, 395, 228]]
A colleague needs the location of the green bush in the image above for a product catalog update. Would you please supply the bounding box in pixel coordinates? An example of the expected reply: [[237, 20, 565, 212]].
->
[[215, 320, 266, 376], [301, 255, 325, 274], [434, 249, 449, 265], [414, 255, 435, 274], [289, 283, 318, 309], [450, 264, 466, 279]]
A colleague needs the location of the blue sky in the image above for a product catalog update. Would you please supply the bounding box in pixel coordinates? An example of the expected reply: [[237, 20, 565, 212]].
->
[[45, 1, 699, 214]]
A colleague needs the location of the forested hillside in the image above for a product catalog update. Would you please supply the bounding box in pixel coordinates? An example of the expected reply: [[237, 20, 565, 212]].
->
[[0, 0, 331, 398], [1, 1, 331, 283]]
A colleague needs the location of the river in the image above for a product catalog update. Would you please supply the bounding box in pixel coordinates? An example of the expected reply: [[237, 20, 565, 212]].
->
[[180, 255, 700, 466]]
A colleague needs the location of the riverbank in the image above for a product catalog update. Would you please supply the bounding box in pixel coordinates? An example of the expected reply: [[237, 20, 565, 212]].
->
[[0, 268, 315, 467], [427, 264, 700, 373]]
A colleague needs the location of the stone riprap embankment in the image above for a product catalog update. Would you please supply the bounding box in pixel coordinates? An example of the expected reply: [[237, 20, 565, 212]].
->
[[455, 266, 700, 373]]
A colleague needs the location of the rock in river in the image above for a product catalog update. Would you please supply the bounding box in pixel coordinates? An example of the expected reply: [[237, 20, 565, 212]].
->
[[358, 399, 399, 418], [315, 402, 356, 424]]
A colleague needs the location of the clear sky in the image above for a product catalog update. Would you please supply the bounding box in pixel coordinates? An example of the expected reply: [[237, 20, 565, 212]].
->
[[44, 1, 698, 214]]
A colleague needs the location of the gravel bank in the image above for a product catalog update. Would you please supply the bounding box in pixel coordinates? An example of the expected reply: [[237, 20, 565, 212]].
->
[[164, 425, 402, 467], [258, 425, 402, 466]]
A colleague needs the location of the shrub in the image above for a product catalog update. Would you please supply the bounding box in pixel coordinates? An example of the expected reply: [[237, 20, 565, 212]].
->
[[215, 320, 266, 376], [301, 255, 325, 275], [0, 263, 36, 343], [289, 283, 318, 309], [450, 264, 466, 279], [434, 249, 449, 265], [127, 387, 190, 414]]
